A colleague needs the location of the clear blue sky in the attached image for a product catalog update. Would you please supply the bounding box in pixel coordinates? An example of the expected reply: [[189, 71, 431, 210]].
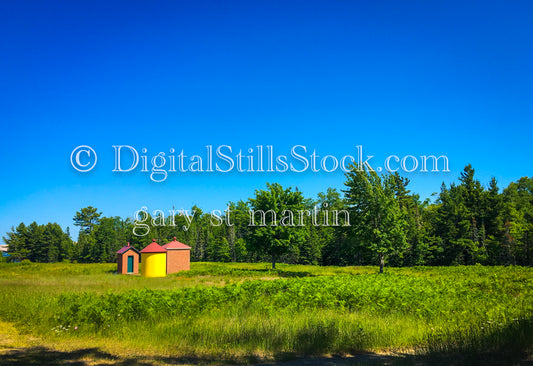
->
[[1, 0, 532, 242]]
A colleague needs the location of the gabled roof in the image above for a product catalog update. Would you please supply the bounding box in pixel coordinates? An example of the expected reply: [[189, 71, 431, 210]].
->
[[163, 237, 191, 250], [116, 243, 140, 255], [141, 239, 167, 253]]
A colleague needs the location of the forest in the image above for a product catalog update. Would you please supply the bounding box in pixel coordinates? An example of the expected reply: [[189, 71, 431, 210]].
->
[[4, 164, 532, 268]]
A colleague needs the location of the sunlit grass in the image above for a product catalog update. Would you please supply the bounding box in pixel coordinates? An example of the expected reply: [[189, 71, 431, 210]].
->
[[0, 262, 532, 363]]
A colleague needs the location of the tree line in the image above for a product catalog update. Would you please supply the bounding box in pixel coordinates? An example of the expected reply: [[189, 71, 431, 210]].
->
[[3, 164, 532, 268]]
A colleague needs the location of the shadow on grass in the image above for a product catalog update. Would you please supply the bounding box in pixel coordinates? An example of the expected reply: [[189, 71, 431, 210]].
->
[[0, 346, 136, 365], [1, 319, 531, 365], [413, 316, 533, 366], [174, 267, 316, 279], [258, 317, 533, 366], [0, 347, 395, 366], [246, 269, 316, 278], [0, 346, 223, 366], [0, 346, 531, 366]]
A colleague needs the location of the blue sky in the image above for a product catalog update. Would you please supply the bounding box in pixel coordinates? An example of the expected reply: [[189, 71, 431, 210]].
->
[[1, 0, 532, 241]]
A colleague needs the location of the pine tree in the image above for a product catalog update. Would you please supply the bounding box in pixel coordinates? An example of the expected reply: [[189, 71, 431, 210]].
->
[[343, 166, 407, 273], [73, 206, 101, 234]]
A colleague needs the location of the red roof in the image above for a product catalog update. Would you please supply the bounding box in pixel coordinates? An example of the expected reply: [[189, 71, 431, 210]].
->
[[116, 243, 140, 255], [140, 239, 167, 253], [163, 237, 191, 250]]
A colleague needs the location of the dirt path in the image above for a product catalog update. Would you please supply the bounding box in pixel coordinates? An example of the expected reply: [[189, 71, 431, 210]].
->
[[0, 347, 399, 366]]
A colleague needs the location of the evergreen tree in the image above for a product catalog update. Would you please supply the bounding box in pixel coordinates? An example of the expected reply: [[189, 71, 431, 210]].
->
[[73, 206, 101, 234], [390, 173, 431, 266], [3, 222, 72, 263], [3, 223, 30, 261], [502, 177, 533, 265], [343, 167, 407, 273]]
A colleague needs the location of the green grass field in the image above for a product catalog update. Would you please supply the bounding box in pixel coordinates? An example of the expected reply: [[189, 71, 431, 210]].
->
[[0, 262, 532, 365]]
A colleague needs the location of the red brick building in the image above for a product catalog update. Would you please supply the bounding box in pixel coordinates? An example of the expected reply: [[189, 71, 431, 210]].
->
[[162, 237, 191, 273]]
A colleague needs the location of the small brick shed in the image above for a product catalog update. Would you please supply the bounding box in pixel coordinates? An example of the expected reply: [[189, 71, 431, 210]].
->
[[141, 239, 167, 278], [163, 237, 191, 273], [116, 243, 140, 275]]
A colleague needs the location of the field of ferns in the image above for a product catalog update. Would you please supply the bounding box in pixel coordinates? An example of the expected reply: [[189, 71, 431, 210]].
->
[[0, 262, 532, 365]]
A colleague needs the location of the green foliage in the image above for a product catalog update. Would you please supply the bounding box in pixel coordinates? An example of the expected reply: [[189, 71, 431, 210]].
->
[[3, 168, 533, 268], [343, 166, 408, 272], [73, 206, 101, 234], [428, 167, 533, 266], [207, 237, 231, 262], [247, 183, 309, 268], [3, 222, 72, 263], [502, 177, 533, 265], [0, 262, 532, 361]]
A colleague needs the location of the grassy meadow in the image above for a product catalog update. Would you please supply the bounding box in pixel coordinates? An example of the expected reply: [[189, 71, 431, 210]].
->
[[0, 262, 532, 365]]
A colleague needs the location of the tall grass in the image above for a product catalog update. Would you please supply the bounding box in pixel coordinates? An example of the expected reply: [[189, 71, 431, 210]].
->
[[0, 262, 532, 362]]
